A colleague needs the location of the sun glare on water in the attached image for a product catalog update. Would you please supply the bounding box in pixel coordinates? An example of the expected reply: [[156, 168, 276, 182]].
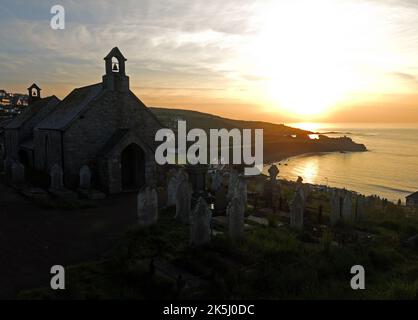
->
[[248, 0, 388, 118]]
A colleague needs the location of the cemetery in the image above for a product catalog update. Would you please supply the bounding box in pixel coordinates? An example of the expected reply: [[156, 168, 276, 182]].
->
[[3, 163, 417, 300]]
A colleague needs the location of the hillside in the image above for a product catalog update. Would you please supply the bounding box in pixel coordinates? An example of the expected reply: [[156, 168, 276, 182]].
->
[[150, 107, 310, 137], [150, 107, 367, 162]]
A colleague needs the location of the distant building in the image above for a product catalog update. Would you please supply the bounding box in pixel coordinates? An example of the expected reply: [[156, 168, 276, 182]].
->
[[406, 192, 418, 207], [3, 84, 61, 169], [4, 47, 163, 194]]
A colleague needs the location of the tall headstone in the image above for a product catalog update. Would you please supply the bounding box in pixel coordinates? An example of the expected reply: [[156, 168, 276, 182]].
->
[[330, 190, 342, 226], [50, 164, 64, 190], [227, 195, 245, 240], [175, 179, 192, 224], [79, 165, 91, 190], [290, 189, 304, 230], [342, 193, 353, 221], [137, 187, 159, 226], [255, 177, 265, 195], [214, 185, 228, 215], [234, 176, 247, 210], [167, 169, 187, 207], [186, 164, 209, 202], [11, 161, 25, 185], [211, 170, 222, 193], [190, 197, 212, 245], [355, 195, 365, 221], [227, 169, 239, 200], [272, 183, 282, 213]]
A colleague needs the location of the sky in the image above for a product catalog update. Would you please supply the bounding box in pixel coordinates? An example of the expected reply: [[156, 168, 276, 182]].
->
[[1, 0, 418, 124]]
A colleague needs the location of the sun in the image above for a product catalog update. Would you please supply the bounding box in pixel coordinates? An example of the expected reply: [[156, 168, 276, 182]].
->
[[247, 0, 384, 118]]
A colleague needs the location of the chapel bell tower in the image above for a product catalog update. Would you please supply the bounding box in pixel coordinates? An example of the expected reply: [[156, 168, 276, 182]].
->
[[102, 47, 130, 92], [27, 83, 41, 105]]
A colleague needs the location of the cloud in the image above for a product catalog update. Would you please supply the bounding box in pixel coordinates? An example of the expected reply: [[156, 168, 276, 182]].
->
[[390, 72, 417, 82], [0, 0, 263, 97]]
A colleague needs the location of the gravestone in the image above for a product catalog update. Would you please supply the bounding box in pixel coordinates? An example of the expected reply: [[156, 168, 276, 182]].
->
[[214, 185, 228, 215], [227, 195, 245, 240], [186, 164, 209, 202], [50, 164, 64, 190], [167, 169, 187, 207], [190, 197, 212, 245], [290, 189, 304, 230], [355, 195, 365, 220], [268, 164, 279, 181], [330, 191, 342, 226], [11, 161, 25, 185], [79, 165, 91, 190], [175, 179, 192, 224], [227, 170, 239, 200], [211, 170, 222, 193], [255, 177, 265, 195], [342, 193, 353, 221], [137, 187, 159, 226], [271, 182, 282, 212], [234, 176, 247, 210], [263, 180, 273, 207]]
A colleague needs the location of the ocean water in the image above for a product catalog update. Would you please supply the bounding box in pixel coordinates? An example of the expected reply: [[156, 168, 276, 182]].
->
[[264, 123, 418, 203]]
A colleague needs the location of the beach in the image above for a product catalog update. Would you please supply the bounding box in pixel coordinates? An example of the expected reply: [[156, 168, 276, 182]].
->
[[264, 123, 418, 203]]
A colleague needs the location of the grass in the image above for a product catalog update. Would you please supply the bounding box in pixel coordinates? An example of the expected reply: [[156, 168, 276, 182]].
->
[[18, 186, 418, 300]]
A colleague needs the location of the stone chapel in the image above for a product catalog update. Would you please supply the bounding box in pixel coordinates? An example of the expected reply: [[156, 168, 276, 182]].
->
[[4, 47, 163, 193]]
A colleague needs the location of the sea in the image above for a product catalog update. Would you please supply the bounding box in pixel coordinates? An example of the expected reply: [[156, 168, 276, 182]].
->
[[263, 123, 418, 203]]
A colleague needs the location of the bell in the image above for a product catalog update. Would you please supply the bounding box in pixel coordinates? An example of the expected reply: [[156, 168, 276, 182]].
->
[[112, 62, 119, 71]]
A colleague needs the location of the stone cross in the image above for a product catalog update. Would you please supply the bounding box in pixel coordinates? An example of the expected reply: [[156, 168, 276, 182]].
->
[[290, 189, 304, 230], [79, 165, 91, 190], [227, 195, 245, 241], [50, 164, 64, 190], [137, 187, 159, 226], [175, 179, 192, 224], [268, 164, 279, 181], [190, 197, 212, 245], [11, 161, 25, 185]]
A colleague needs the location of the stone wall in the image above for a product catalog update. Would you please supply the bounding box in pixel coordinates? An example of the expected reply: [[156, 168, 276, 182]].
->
[[61, 90, 161, 190]]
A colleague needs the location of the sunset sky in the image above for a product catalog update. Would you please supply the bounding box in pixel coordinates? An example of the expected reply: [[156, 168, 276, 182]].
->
[[1, 0, 418, 123]]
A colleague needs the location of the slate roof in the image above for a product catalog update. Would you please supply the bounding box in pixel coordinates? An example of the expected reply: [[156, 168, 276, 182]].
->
[[5, 96, 60, 130], [406, 191, 418, 200], [36, 83, 103, 130]]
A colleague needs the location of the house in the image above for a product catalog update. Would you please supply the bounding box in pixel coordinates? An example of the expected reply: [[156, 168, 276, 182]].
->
[[3, 84, 60, 167], [406, 191, 418, 207], [30, 47, 163, 193]]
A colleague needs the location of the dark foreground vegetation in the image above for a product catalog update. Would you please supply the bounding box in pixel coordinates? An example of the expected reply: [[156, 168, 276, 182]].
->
[[19, 181, 418, 300]]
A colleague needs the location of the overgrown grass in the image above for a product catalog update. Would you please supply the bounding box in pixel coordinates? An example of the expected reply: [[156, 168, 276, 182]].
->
[[19, 191, 418, 300]]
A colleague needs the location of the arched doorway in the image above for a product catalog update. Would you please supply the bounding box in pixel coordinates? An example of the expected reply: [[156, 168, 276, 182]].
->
[[121, 143, 145, 190]]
